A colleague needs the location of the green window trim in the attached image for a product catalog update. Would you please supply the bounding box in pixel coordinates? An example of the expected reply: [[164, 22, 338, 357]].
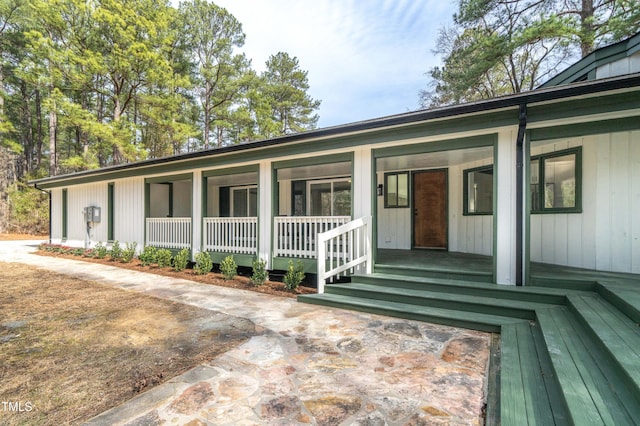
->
[[107, 183, 114, 241], [530, 147, 582, 214], [62, 189, 68, 240], [463, 165, 494, 215], [384, 171, 409, 208]]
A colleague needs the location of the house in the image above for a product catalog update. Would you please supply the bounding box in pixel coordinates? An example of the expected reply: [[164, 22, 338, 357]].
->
[[31, 33, 640, 424], [33, 33, 640, 287]]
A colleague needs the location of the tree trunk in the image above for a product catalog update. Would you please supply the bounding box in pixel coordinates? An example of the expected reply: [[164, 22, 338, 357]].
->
[[580, 0, 595, 57], [49, 94, 58, 176], [20, 81, 33, 176], [35, 89, 43, 171], [204, 81, 211, 150]]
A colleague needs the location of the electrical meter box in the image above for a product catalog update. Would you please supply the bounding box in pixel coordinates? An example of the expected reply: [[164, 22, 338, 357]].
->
[[83, 206, 101, 223]]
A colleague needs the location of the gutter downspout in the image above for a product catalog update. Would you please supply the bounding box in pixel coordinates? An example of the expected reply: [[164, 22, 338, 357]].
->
[[33, 183, 52, 244], [515, 104, 527, 286]]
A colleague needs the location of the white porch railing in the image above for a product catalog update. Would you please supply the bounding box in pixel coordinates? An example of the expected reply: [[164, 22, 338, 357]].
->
[[145, 217, 191, 249], [317, 216, 372, 293], [274, 216, 350, 258], [203, 217, 258, 254]]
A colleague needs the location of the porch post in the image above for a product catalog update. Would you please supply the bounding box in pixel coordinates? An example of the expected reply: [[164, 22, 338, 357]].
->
[[495, 128, 518, 285], [191, 170, 202, 258], [352, 147, 373, 219], [258, 160, 272, 269]]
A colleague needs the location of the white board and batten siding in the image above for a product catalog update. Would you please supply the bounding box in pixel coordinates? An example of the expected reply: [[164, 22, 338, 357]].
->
[[55, 182, 109, 246], [595, 51, 640, 80], [530, 130, 640, 274]]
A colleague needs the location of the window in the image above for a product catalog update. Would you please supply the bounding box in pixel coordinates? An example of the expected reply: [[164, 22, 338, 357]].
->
[[384, 172, 409, 208], [307, 178, 351, 216], [531, 148, 581, 213], [464, 166, 493, 215], [230, 186, 258, 217]]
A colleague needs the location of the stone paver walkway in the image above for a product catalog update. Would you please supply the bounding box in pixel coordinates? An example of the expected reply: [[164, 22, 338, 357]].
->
[[0, 241, 490, 425]]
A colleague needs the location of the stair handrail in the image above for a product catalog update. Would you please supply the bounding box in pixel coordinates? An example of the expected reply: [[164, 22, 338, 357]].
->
[[316, 216, 372, 293]]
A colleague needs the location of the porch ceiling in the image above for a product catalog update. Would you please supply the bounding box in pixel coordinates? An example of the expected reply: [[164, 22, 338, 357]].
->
[[377, 146, 493, 171], [277, 161, 351, 180], [206, 172, 257, 186]]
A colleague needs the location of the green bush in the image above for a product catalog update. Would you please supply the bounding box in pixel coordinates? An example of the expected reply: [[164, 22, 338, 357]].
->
[[283, 260, 305, 291], [121, 242, 137, 263], [138, 245, 157, 266], [93, 242, 108, 259], [109, 241, 122, 262], [156, 249, 173, 268], [194, 251, 213, 275], [250, 258, 269, 287], [220, 255, 237, 280], [6, 181, 49, 234], [72, 248, 85, 256], [173, 248, 189, 272]]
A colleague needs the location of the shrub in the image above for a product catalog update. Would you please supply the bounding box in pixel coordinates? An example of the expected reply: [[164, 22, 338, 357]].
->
[[121, 242, 137, 263], [283, 260, 305, 291], [156, 249, 173, 268], [173, 248, 189, 272], [138, 245, 157, 266], [93, 242, 108, 259], [72, 248, 85, 256], [250, 258, 269, 287], [109, 241, 122, 262], [220, 255, 237, 280], [194, 251, 213, 275]]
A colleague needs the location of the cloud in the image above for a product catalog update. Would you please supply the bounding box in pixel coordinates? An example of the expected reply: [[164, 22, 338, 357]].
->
[[201, 0, 455, 127]]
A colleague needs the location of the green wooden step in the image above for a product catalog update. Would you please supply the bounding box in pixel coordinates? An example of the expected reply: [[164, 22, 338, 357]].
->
[[324, 282, 550, 320], [567, 294, 640, 394], [297, 293, 524, 333], [536, 306, 640, 425], [596, 284, 640, 324], [375, 263, 494, 283], [352, 273, 571, 305], [499, 322, 560, 425]]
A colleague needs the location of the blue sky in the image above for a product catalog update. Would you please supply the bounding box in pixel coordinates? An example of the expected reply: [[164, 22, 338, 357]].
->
[[200, 0, 456, 128]]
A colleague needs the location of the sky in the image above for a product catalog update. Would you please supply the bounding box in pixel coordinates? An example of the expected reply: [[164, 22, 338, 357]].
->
[[192, 0, 456, 128]]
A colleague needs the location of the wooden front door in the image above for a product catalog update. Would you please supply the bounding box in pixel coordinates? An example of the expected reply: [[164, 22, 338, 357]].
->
[[413, 170, 447, 249]]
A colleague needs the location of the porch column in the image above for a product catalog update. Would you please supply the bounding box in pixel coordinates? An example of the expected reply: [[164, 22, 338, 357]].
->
[[495, 128, 518, 285], [352, 147, 373, 219], [258, 160, 272, 269], [191, 170, 202, 257]]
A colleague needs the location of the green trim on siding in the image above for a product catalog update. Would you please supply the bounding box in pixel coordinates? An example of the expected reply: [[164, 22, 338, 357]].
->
[[107, 183, 114, 242], [528, 92, 640, 124], [524, 132, 532, 285], [529, 116, 640, 142], [202, 164, 259, 178], [371, 152, 378, 265], [144, 172, 193, 184], [62, 189, 68, 240], [168, 183, 174, 217], [143, 183, 150, 245], [492, 140, 498, 283], [272, 152, 353, 170], [374, 134, 497, 159]]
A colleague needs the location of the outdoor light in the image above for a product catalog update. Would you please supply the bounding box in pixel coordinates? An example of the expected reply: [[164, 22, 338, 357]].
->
[[377, 184, 383, 196]]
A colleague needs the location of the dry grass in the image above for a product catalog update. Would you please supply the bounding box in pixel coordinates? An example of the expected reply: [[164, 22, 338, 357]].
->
[[0, 262, 259, 425], [0, 233, 48, 241]]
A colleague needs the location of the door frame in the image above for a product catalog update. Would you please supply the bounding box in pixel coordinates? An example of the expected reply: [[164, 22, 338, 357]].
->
[[411, 168, 448, 250]]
